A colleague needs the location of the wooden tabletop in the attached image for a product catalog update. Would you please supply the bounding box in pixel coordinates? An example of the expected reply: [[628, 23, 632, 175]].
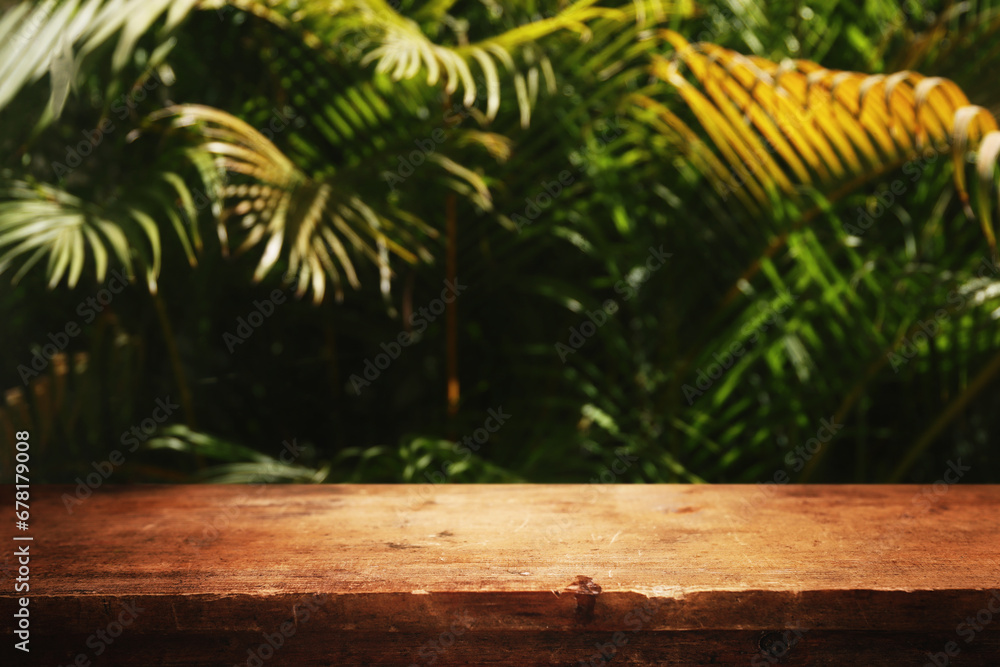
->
[[4, 484, 1000, 665]]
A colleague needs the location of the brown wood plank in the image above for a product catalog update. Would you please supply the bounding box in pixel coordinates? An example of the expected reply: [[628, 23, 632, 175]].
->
[[3, 484, 1000, 665]]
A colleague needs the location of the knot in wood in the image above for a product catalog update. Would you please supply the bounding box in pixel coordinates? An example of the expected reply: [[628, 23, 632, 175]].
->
[[564, 575, 601, 622], [564, 575, 602, 596]]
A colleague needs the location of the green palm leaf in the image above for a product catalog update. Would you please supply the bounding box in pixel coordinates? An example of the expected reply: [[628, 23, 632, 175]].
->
[[0, 180, 183, 290], [0, 0, 199, 123]]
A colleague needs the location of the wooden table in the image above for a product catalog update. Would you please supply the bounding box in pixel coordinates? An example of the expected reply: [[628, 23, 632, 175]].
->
[[3, 484, 1000, 665]]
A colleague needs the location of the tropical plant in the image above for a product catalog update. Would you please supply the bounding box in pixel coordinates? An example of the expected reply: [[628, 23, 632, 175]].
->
[[2, 0, 999, 486]]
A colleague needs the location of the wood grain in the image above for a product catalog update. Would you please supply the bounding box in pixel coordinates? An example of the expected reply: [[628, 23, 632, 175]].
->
[[3, 484, 1000, 665]]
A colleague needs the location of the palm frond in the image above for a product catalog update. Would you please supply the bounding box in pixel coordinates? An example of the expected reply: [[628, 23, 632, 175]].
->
[[0, 0, 199, 123], [220, 0, 650, 128], [644, 30, 1000, 254], [153, 104, 443, 303], [0, 179, 186, 291]]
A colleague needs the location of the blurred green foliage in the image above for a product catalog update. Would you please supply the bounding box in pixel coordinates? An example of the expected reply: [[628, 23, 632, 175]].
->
[[2, 0, 1000, 485]]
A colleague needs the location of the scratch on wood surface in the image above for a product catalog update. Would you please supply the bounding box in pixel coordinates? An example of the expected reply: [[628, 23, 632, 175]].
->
[[171, 601, 180, 631], [609, 530, 621, 545], [513, 516, 530, 532], [855, 598, 871, 628]]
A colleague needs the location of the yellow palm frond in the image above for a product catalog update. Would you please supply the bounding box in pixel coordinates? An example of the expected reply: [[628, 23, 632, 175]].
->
[[643, 30, 1000, 254]]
